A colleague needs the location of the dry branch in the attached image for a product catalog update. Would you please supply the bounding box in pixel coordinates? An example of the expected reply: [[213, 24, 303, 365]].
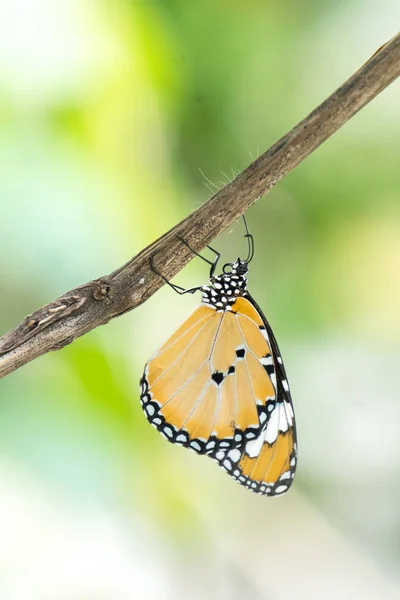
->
[[1, 32, 400, 378]]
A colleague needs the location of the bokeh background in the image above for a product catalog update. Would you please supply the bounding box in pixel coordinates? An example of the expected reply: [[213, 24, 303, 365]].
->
[[1, 1, 400, 599]]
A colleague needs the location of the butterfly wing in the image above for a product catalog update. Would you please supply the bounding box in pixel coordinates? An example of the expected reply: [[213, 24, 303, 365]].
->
[[140, 299, 278, 455], [216, 294, 297, 496]]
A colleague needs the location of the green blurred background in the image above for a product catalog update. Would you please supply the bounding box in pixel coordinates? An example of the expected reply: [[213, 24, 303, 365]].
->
[[1, 1, 399, 598]]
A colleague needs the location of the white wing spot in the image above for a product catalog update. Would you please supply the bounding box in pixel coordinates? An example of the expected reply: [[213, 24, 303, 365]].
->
[[164, 426, 173, 438], [285, 401, 294, 420], [219, 440, 231, 448], [245, 429, 265, 458], [260, 355, 273, 366], [265, 406, 279, 444], [228, 449, 241, 463]]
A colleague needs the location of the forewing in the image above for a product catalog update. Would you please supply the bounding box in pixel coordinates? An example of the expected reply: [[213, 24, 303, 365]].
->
[[140, 305, 221, 452], [140, 298, 278, 455]]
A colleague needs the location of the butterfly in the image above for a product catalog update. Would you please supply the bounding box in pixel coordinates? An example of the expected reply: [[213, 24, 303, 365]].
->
[[140, 219, 297, 496]]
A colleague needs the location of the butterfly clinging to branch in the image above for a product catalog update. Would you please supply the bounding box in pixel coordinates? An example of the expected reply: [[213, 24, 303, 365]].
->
[[140, 218, 297, 496]]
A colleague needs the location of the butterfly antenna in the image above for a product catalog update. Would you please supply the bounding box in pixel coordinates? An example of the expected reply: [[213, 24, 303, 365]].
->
[[242, 214, 254, 263]]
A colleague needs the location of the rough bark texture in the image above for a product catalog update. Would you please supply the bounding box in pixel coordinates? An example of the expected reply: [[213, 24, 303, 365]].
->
[[1, 33, 399, 378]]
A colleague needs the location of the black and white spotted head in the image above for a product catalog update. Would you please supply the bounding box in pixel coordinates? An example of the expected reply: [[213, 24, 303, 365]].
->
[[226, 257, 249, 277]]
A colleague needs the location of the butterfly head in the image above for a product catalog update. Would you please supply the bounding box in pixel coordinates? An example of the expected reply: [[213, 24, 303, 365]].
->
[[222, 257, 249, 277], [221, 258, 249, 280]]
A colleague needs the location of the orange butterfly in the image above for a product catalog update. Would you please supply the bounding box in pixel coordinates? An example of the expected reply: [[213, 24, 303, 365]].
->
[[140, 220, 297, 496]]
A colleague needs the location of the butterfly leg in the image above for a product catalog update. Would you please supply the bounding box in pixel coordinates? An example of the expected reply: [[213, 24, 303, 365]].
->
[[207, 246, 221, 278], [242, 215, 255, 263], [149, 254, 202, 296], [177, 236, 221, 278]]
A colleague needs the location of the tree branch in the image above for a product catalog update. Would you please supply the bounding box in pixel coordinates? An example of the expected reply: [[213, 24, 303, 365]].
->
[[1, 33, 400, 378]]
